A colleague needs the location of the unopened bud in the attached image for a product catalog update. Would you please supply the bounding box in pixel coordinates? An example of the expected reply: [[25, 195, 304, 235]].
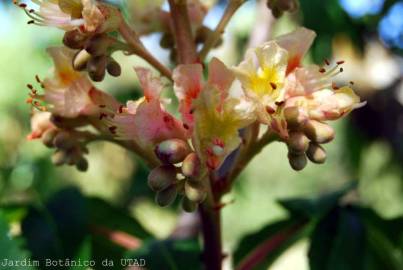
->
[[53, 131, 75, 150], [303, 120, 334, 144], [41, 129, 58, 148], [155, 185, 177, 207], [267, 0, 299, 18], [85, 34, 112, 56], [288, 152, 307, 171], [66, 147, 81, 165], [63, 30, 87, 49], [284, 107, 307, 130], [73, 49, 91, 71], [155, 139, 191, 164], [76, 157, 89, 172], [287, 132, 309, 153], [182, 197, 198, 213], [181, 153, 200, 178], [306, 143, 327, 164], [87, 56, 107, 82], [148, 165, 177, 192], [184, 181, 206, 203], [51, 150, 68, 166], [106, 58, 121, 77]]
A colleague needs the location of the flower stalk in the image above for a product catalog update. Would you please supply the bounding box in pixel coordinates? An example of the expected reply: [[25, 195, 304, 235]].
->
[[199, 0, 246, 61], [118, 18, 173, 80], [167, 0, 198, 64]]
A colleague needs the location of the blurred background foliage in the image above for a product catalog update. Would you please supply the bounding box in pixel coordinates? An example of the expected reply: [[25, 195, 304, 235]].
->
[[0, 0, 402, 269]]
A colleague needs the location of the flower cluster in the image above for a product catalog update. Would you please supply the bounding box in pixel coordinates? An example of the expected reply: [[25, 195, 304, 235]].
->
[[20, 0, 364, 211]]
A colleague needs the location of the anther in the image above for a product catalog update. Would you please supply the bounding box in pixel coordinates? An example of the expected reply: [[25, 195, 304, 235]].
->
[[266, 106, 275, 114], [319, 68, 326, 73], [332, 82, 339, 90], [336, 60, 345, 65], [27, 20, 35, 24], [99, 113, 107, 120], [339, 67, 344, 72], [270, 82, 277, 90], [349, 81, 354, 85], [109, 126, 117, 134], [324, 59, 330, 65], [118, 105, 124, 114], [18, 3, 27, 8]]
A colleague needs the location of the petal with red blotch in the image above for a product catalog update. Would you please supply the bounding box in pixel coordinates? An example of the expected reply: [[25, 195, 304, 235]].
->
[[275, 27, 316, 74]]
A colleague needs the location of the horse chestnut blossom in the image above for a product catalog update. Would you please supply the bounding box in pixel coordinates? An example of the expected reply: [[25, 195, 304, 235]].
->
[[18, 0, 364, 268]]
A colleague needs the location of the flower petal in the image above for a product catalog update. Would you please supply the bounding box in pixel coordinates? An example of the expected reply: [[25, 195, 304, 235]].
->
[[275, 27, 316, 74]]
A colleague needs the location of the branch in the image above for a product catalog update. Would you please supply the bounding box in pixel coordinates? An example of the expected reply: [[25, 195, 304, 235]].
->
[[167, 0, 198, 64], [118, 18, 173, 80], [219, 130, 278, 195], [198, 0, 246, 61]]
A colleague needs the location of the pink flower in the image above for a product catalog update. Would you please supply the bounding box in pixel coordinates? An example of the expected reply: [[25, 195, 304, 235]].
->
[[27, 111, 55, 140], [175, 58, 255, 170], [42, 47, 119, 118], [108, 68, 188, 149], [19, 0, 120, 33]]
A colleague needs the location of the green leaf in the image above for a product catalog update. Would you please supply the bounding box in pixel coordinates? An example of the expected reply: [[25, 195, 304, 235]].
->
[[278, 182, 356, 218], [88, 198, 152, 240], [87, 198, 152, 270], [0, 213, 33, 270], [124, 238, 202, 270], [234, 217, 310, 270], [20, 187, 152, 270], [21, 187, 88, 269]]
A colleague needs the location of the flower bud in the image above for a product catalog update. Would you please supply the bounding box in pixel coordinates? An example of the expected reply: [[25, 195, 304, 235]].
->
[[76, 157, 89, 172], [155, 139, 191, 164], [287, 152, 307, 171], [41, 129, 58, 148], [303, 120, 334, 144], [306, 143, 327, 164], [284, 106, 307, 130], [267, 0, 299, 17], [106, 58, 121, 77], [148, 165, 177, 192], [184, 181, 206, 203], [66, 147, 81, 165], [73, 49, 91, 71], [53, 131, 75, 150], [87, 56, 107, 82], [182, 197, 198, 213], [51, 150, 68, 166], [155, 185, 178, 207], [287, 132, 309, 153], [85, 34, 112, 56], [63, 30, 87, 49], [181, 153, 201, 178]]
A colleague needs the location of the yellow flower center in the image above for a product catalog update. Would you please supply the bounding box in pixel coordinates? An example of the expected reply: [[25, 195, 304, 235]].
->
[[250, 66, 282, 99]]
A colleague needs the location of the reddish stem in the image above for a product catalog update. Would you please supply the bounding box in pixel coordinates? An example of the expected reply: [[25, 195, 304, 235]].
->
[[168, 0, 198, 64], [235, 222, 307, 270]]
